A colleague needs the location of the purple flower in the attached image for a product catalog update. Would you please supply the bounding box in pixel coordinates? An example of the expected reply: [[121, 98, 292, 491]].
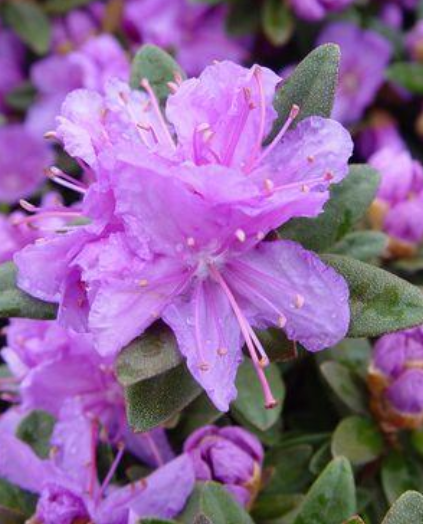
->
[[0, 26, 25, 112], [0, 400, 195, 523], [0, 193, 70, 264], [16, 61, 352, 411], [123, 0, 248, 75], [51, 3, 104, 53], [406, 21, 423, 62], [369, 146, 423, 246], [355, 111, 405, 160], [289, 0, 354, 21], [0, 125, 53, 204], [26, 35, 129, 138], [317, 22, 392, 125], [369, 327, 423, 430], [1, 319, 174, 468], [184, 425, 263, 507]]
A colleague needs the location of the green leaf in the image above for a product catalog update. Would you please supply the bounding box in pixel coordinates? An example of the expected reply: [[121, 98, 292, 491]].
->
[[322, 255, 423, 338], [226, 0, 260, 36], [382, 491, 423, 524], [139, 520, 179, 524], [177, 393, 222, 439], [130, 44, 186, 102], [387, 63, 423, 95], [0, 506, 25, 524], [0, 262, 57, 320], [116, 323, 201, 432], [5, 82, 37, 112], [381, 452, 423, 505], [252, 493, 304, 520], [16, 410, 55, 459], [343, 518, 366, 524], [331, 416, 384, 466], [279, 165, 380, 252], [293, 457, 356, 524], [43, 0, 93, 14], [0, 479, 36, 517], [262, 0, 293, 46], [231, 360, 285, 431], [180, 482, 254, 524], [320, 338, 371, 380], [331, 231, 389, 262], [320, 361, 368, 415], [309, 442, 332, 475], [270, 43, 339, 139], [265, 445, 314, 495], [3, 1, 51, 54]]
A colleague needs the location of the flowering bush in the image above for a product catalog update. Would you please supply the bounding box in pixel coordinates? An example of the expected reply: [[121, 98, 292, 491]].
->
[[2, 1, 423, 523]]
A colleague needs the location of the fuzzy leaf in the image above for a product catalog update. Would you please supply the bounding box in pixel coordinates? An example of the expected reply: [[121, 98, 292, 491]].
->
[[381, 452, 423, 505], [322, 255, 423, 338], [231, 360, 285, 431], [265, 445, 314, 495], [3, 1, 50, 54], [262, 0, 293, 46], [0, 479, 36, 518], [387, 63, 423, 94], [252, 493, 304, 520], [331, 416, 384, 466], [180, 482, 254, 524], [320, 361, 368, 415], [382, 491, 423, 523], [0, 263, 57, 320], [130, 44, 186, 102], [331, 231, 389, 261], [116, 323, 201, 432], [293, 457, 356, 524], [43, 0, 93, 14], [280, 165, 380, 252], [270, 43, 339, 138], [16, 411, 55, 460]]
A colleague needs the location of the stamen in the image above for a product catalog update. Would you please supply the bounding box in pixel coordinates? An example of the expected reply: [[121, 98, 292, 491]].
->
[[278, 314, 287, 328], [167, 81, 179, 94], [264, 178, 274, 193], [14, 209, 83, 227], [44, 131, 58, 141], [97, 442, 125, 503], [251, 104, 300, 170], [221, 87, 254, 166], [266, 172, 334, 196], [217, 347, 228, 356], [137, 123, 159, 144], [46, 167, 87, 195], [235, 229, 247, 242], [210, 266, 277, 409], [142, 432, 164, 467], [140, 78, 176, 150], [186, 237, 196, 247], [139, 279, 149, 287], [195, 281, 210, 373], [245, 66, 267, 171]]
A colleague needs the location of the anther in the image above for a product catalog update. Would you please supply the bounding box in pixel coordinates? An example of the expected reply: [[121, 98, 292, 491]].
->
[[198, 362, 210, 372], [301, 184, 310, 193], [264, 178, 274, 193], [278, 314, 287, 328], [167, 81, 179, 94], [217, 347, 228, 356], [324, 171, 334, 182], [44, 131, 57, 140], [307, 155, 315, 163], [139, 279, 149, 287], [294, 294, 305, 309], [257, 231, 265, 241], [290, 104, 300, 119], [235, 229, 247, 242], [186, 237, 196, 247]]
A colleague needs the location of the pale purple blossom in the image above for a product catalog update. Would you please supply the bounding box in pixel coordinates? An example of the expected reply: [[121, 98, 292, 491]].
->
[[0, 400, 195, 524], [371, 327, 423, 416], [26, 35, 130, 138], [123, 0, 248, 75], [289, 0, 354, 21], [0, 124, 53, 203], [0, 26, 25, 112], [16, 61, 352, 411], [406, 21, 423, 61], [184, 425, 263, 506], [318, 22, 392, 125], [356, 111, 405, 160], [369, 146, 423, 244], [1, 318, 173, 467]]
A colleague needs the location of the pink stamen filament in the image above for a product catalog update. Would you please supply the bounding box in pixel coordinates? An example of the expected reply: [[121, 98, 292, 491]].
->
[[96, 443, 125, 503], [245, 66, 267, 171], [141, 78, 176, 150], [48, 167, 87, 189], [14, 210, 83, 227], [46, 167, 87, 195], [267, 172, 334, 195], [249, 104, 300, 172], [209, 265, 277, 409], [222, 88, 254, 167], [143, 433, 164, 467]]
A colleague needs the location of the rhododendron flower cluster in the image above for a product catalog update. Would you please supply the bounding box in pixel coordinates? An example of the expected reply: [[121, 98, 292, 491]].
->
[[16, 61, 352, 411], [3, 0, 423, 521]]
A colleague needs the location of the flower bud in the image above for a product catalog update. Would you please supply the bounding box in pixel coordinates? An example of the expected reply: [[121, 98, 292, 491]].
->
[[368, 327, 423, 431], [184, 425, 263, 507], [34, 484, 90, 524]]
